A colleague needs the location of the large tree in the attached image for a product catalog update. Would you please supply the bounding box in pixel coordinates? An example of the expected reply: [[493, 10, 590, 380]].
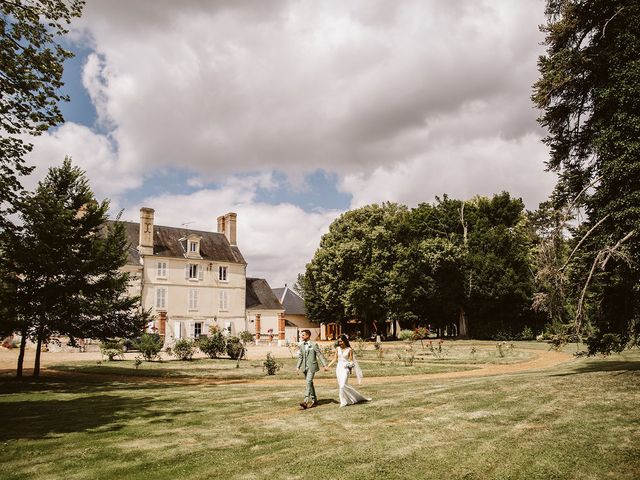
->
[[2, 159, 148, 377], [301, 203, 406, 337], [533, 0, 640, 353], [0, 0, 84, 229]]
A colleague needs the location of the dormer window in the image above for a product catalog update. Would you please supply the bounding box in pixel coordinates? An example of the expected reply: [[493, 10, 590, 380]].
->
[[182, 234, 202, 258]]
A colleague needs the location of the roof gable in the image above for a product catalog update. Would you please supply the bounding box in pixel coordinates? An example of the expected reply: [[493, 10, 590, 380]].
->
[[246, 278, 283, 310], [273, 286, 306, 315]]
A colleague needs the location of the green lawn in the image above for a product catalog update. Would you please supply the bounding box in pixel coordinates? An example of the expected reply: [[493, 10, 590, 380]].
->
[[0, 345, 638, 479]]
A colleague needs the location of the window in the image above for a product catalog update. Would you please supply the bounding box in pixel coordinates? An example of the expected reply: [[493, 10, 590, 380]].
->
[[189, 241, 197, 253], [156, 261, 167, 278], [188, 264, 198, 280], [155, 287, 167, 310], [218, 266, 228, 281], [188, 288, 198, 310], [194, 322, 202, 338], [219, 290, 229, 311]]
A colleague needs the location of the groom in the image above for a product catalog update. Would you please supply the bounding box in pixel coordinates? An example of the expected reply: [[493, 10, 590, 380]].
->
[[296, 329, 328, 409]]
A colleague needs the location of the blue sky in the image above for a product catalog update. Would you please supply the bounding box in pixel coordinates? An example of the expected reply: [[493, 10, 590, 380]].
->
[[27, 0, 557, 287]]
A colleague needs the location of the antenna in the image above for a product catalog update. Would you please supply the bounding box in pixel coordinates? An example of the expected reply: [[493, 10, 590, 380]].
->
[[181, 221, 195, 235]]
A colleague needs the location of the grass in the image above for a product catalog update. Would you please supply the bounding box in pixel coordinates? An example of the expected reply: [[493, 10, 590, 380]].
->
[[0, 344, 638, 479]]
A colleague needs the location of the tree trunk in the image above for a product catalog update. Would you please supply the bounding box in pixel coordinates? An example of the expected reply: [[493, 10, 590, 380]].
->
[[458, 307, 469, 338], [33, 327, 44, 378], [16, 329, 27, 378]]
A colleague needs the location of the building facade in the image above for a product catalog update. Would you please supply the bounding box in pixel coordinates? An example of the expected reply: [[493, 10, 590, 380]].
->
[[121, 208, 248, 345]]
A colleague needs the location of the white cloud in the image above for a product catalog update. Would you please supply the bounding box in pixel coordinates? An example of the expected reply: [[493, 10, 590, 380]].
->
[[24, 123, 141, 199], [341, 133, 555, 210], [23, 0, 558, 285], [69, 0, 548, 182]]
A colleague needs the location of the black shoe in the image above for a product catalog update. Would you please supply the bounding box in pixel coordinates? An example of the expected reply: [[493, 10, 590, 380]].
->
[[299, 402, 308, 410]]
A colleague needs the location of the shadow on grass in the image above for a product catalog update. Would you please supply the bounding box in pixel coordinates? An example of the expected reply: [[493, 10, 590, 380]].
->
[[0, 390, 200, 441], [553, 360, 640, 377]]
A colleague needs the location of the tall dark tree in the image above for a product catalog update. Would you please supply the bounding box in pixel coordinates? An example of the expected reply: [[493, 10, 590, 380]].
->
[[2, 159, 148, 377], [0, 0, 84, 228], [533, 0, 640, 353]]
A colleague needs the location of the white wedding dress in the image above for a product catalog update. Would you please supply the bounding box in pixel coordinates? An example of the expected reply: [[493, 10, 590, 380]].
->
[[336, 347, 371, 407]]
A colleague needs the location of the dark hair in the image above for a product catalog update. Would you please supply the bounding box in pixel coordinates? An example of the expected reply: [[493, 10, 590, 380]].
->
[[338, 334, 351, 348], [301, 329, 311, 336]]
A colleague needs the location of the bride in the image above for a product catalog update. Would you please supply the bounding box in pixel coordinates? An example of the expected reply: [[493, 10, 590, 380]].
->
[[325, 334, 371, 407]]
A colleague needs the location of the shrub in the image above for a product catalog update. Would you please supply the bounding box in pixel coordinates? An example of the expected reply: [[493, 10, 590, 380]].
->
[[520, 326, 535, 341], [226, 336, 245, 360], [428, 339, 449, 359], [198, 332, 226, 358], [99, 339, 125, 361], [263, 353, 283, 375], [132, 333, 163, 361], [399, 329, 415, 343], [355, 337, 366, 354], [172, 339, 196, 361], [239, 330, 254, 345], [396, 344, 415, 366]]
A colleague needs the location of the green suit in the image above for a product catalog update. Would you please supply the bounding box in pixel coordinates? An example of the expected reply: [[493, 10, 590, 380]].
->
[[296, 341, 327, 403]]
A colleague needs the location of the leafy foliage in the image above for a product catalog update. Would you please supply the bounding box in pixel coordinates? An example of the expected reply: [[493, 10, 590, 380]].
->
[[171, 339, 196, 361], [0, 0, 84, 229], [533, 0, 640, 353], [1, 159, 149, 376], [132, 334, 162, 362], [225, 336, 245, 360], [302, 194, 536, 339], [197, 329, 226, 359], [262, 353, 283, 375]]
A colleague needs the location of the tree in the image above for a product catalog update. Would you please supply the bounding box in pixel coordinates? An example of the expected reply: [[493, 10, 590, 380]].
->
[[0, 0, 85, 229], [533, 0, 640, 353], [301, 203, 406, 337], [2, 158, 148, 377], [303, 194, 535, 340]]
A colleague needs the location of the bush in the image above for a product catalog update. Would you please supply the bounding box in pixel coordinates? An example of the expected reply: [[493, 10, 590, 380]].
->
[[172, 339, 196, 361], [99, 339, 125, 361], [399, 329, 415, 343], [239, 330, 254, 345], [520, 325, 535, 341], [263, 353, 283, 375], [132, 333, 163, 361], [396, 344, 415, 366], [198, 332, 226, 358], [226, 336, 245, 360]]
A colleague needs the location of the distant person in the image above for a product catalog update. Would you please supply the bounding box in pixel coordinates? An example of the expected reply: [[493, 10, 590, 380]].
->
[[296, 329, 327, 409], [325, 334, 371, 407]]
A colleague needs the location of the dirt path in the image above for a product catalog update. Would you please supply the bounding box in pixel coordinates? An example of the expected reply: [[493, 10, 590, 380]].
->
[[0, 346, 574, 385]]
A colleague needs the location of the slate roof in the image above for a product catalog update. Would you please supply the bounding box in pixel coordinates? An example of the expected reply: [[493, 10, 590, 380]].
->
[[112, 221, 246, 265], [246, 278, 284, 310], [272, 286, 306, 315]]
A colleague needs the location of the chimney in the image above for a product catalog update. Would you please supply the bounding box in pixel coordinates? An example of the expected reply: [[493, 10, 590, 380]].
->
[[217, 212, 237, 246], [138, 207, 155, 256]]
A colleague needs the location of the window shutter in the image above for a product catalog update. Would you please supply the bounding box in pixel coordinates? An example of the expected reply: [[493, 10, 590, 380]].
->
[[185, 264, 189, 280], [186, 321, 192, 339], [194, 289, 198, 309], [198, 264, 204, 281], [174, 321, 182, 340]]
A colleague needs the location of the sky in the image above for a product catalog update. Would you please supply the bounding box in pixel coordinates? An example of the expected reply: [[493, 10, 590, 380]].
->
[[24, 0, 557, 288]]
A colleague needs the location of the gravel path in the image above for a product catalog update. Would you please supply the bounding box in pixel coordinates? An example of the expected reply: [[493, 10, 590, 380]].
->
[[0, 345, 574, 384]]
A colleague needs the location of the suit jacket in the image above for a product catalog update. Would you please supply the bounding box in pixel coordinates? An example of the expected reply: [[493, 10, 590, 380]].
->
[[296, 341, 327, 373]]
